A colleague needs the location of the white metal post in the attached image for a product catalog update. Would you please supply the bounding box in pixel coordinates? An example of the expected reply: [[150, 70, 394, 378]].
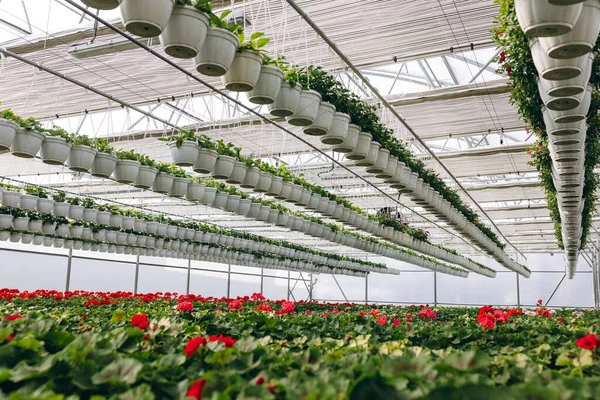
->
[[64, 248, 73, 291], [186, 257, 191, 295], [133, 255, 140, 295]]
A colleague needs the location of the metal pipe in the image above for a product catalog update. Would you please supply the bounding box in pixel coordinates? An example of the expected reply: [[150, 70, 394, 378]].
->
[[260, 267, 264, 294], [365, 274, 368, 304], [65, 248, 73, 291], [134, 255, 140, 295], [516, 273, 521, 307], [186, 257, 192, 295], [226, 264, 231, 298], [283, 0, 525, 261], [545, 273, 567, 307], [331, 274, 349, 302], [433, 271, 437, 306]]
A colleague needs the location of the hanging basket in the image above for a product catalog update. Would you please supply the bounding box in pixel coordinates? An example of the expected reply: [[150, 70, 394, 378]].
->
[[133, 165, 158, 189], [200, 187, 217, 206], [39, 136, 71, 165], [332, 123, 360, 153], [169, 140, 198, 167], [248, 65, 284, 104], [240, 166, 261, 189], [91, 152, 118, 178], [152, 172, 175, 194], [354, 141, 381, 167], [530, 38, 587, 80], [118, 0, 176, 38], [114, 159, 141, 183], [82, 0, 119, 10], [253, 172, 273, 193], [226, 161, 247, 185], [212, 155, 236, 180], [287, 89, 321, 126], [546, 85, 591, 123], [160, 5, 210, 59], [212, 192, 229, 209], [321, 112, 350, 145], [36, 198, 54, 214], [186, 182, 205, 202], [68, 145, 98, 172], [193, 148, 218, 174], [194, 27, 240, 76], [11, 129, 45, 158], [538, 79, 581, 111], [222, 50, 264, 92], [346, 131, 372, 161], [538, 54, 593, 98], [304, 102, 335, 136], [514, 0, 582, 37], [268, 82, 302, 117], [53, 202, 70, 217], [265, 176, 283, 197], [19, 194, 38, 210], [168, 177, 189, 198], [0, 119, 17, 151], [275, 181, 293, 200]]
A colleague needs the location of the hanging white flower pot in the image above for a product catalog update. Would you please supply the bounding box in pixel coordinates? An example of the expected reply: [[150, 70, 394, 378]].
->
[[20, 194, 38, 210], [11, 128, 45, 158], [240, 166, 261, 189], [530, 38, 588, 80], [249, 65, 284, 104], [222, 50, 264, 92], [303, 102, 336, 136], [285, 184, 303, 203], [538, 79, 582, 111], [20, 233, 33, 244], [256, 205, 270, 222], [12, 216, 29, 231], [40, 136, 72, 165], [268, 82, 302, 117], [43, 236, 54, 247], [1, 191, 20, 207], [365, 148, 390, 174], [254, 172, 273, 193], [246, 202, 261, 218], [69, 225, 84, 238], [53, 201, 70, 217], [194, 27, 240, 76], [96, 211, 111, 226], [539, 1, 600, 59], [93, 229, 106, 241], [212, 155, 236, 180], [169, 177, 189, 198], [265, 176, 283, 197], [354, 141, 380, 167], [332, 123, 360, 153], [547, 84, 591, 123], [186, 182, 205, 202], [275, 213, 289, 227], [68, 145, 98, 172], [169, 140, 199, 167], [82, 0, 119, 10], [538, 54, 593, 98], [543, 107, 585, 136], [377, 156, 398, 180], [118, 0, 175, 37], [160, 5, 210, 59], [514, 0, 582, 37], [307, 194, 321, 210], [287, 89, 321, 126], [0, 214, 12, 229], [0, 231, 9, 241], [152, 172, 175, 194], [91, 152, 118, 178], [226, 161, 247, 185], [295, 189, 312, 207], [69, 205, 84, 220], [53, 238, 64, 248], [193, 148, 218, 174], [237, 198, 251, 216], [225, 195, 241, 213], [82, 208, 98, 223], [200, 186, 217, 206], [133, 165, 158, 189], [0, 119, 17, 151], [56, 224, 70, 237], [114, 159, 141, 183]]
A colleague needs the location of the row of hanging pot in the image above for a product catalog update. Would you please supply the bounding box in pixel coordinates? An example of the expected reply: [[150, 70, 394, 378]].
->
[[0, 183, 472, 277], [0, 116, 484, 276], [0, 190, 388, 274], [168, 141, 498, 277], [515, 0, 599, 275]]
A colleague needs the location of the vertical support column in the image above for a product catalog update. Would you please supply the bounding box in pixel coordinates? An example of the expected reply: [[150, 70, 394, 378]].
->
[[226, 263, 231, 298], [516, 272, 521, 307], [65, 248, 73, 291], [594, 246, 599, 310], [260, 267, 264, 294], [133, 255, 140, 295], [186, 257, 191, 295], [287, 269, 290, 300], [309, 272, 313, 301], [433, 271, 437, 306], [365, 274, 368, 305]]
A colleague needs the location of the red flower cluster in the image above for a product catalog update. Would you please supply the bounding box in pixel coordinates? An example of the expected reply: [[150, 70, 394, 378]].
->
[[419, 308, 436, 319], [185, 337, 207, 357], [279, 301, 295, 314], [406, 314, 413, 323], [251, 292, 265, 301], [130, 314, 149, 330], [255, 376, 265, 385], [209, 334, 236, 348], [477, 306, 522, 330], [576, 334, 600, 350], [256, 304, 272, 313], [477, 313, 496, 330], [228, 300, 242, 310], [176, 301, 194, 312], [305, 310, 311, 315], [536, 308, 552, 318], [4, 314, 22, 321], [377, 316, 387, 325], [393, 319, 401, 327], [187, 378, 207, 400]]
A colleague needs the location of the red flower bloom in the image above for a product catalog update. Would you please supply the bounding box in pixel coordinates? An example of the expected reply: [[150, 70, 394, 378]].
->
[[537, 299, 543, 306], [406, 314, 413, 323], [536, 308, 552, 318], [7, 334, 14, 341], [228, 300, 242, 310], [506, 66, 512, 75], [358, 311, 366, 317], [4, 314, 22, 321], [477, 313, 495, 330], [493, 310, 508, 323], [419, 309, 436, 319], [370, 309, 380, 316], [209, 334, 236, 348], [251, 292, 265, 301], [256, 304, 272, 313], [143, 334, 150, 340], [499, 51, 506, 62], [377, 316, 387, 325], [305, 310, 311, 315], [280, 301, 295, 314], [184, 337, 207, 357], [130, 314, 149, 330], [576, 334, 600, 350], [187, 379, 207, 400], [322, 313, 329, 318], [176, 301, 194, 312], [479, 305, 493, 315], [393, 319, 401, 327], [255, 376, 265, 385]]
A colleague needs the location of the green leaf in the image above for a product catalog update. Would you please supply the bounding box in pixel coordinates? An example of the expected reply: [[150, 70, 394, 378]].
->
[[255, 38, 270, 48], [250, 32, 264, 41], [91, 358, 143, 385], [157, 354, 186, 368]]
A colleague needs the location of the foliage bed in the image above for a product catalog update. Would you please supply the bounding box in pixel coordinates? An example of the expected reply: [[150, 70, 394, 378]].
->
[[1, 289, 599, 399]]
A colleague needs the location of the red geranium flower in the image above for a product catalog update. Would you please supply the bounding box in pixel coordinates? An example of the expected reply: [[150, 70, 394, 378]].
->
[[537, 299, 543, 306], [305, 310, 311, 315], [322, 313, 329, 318], [228, 300, 242, 310], [251, 292, 265, 301], [419, 309, 436, 319], [477, 313, 495, 330], [393, 319, 401, 327], [209, 334, 236, 348], [576, 334, 600, 350], [187, 378, 207, 400], [130, 314, 149, 330], [499, 51, 506, 62], [256, 304, 272, 313], [377, 316, 387, 325], [370, 309, 380, 316], [176, 301, 194, 312], [4, 314, 22, 321], [280, 301, 295, 314], [406, 314, 413, 323], [255, 376, 265, 385], [184, 337, 207, 357], [7, 334, 14, 341], [358, 311, 366, 317]]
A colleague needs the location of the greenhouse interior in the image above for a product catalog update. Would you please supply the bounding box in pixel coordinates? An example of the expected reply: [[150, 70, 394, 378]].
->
[[0, 0, 600, 398]]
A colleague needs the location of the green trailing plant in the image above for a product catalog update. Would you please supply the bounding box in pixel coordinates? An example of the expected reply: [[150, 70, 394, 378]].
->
[[158, 130, 197, 148], [81, 198, 96, 209], [23, 185, 49, 199], [238, 31, 270, 54], [66, 197, 81, 206], [208, 10, 243, 34], [0, 108, 42, 131], [93, 137, 115, 155], [175, 0, 212, 13], [70, 134, 94, 147], [116, 149, 140, 161], [43, 125, 72, 141], [52, 191, 67, 203]]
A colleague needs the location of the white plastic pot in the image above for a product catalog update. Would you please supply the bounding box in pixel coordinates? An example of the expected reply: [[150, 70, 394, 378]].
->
[[285, 184, 303, 203], [91, 152, 118, 178], [53, 202, 70, 217], [321, 112, 350, 146], [275, 181, 293, 200], [222, 50, 263, 92], [0, 119, 17, 151], [160, 5, 210, 59], [287, 89, 321, 126], [269, 82, 302, 117], [265, 176, 283, 197], [514, 0, 582, 37], [68, 145, 98, 172], [36, 198, 54, 214], [543, 107, 585, 136], [133, 165, 158, 189], [19, 194, 38, 210], [194, 27, 240, 76], [69, 205, 84, 220], [82, 208, 98, 223], [225, 195, 241, 213], [376, 156, 398, 180], [530, 38, 588, 80], [355, 141, 381, 167], [96, 211, 111, 225], [212, 155, 236, 180], [114, 159, 141, 183], [40, 136, 71, 165], [118, 0, 175, 37], [201, 187, 217, 206], [538, 54, 593, 97], [11, 129, 45, 158], [152, 172, 175, 194], [254, 172, 273, 193], [82, 0, 119, 11], [539, 1, 600, 59], [169, 177, 188, 198], [546, 84, 591, 123], [226, 161, 247, 185], [237, 199, 251, 215], [538, 79, 581, 111], [248, 65, 284, 104], [12, 217, 29, 231], [304, 102, 335, 136], [333, 123, 360, 153], [240, 166, 261, 189], [346, 131, 372, 161], [193, 148, 218, 174], [169, 140, 198, 167], [186, 182, 205, 202]]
